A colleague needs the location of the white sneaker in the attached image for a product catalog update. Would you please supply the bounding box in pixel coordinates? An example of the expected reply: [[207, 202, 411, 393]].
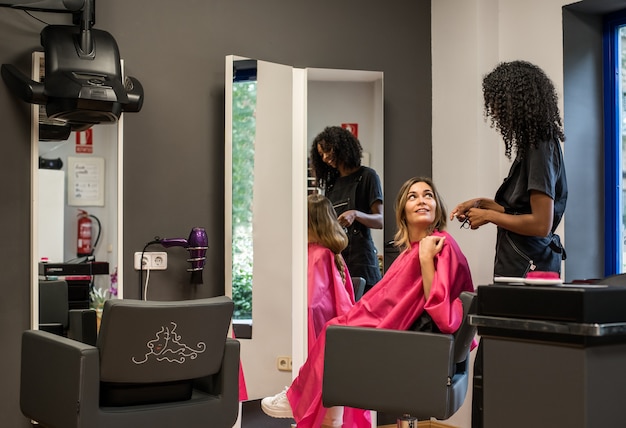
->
[[261, 387, 293, 418]]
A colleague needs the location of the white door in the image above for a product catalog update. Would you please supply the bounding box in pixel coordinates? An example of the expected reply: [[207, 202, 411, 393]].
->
[[225, 56, 307, 398]]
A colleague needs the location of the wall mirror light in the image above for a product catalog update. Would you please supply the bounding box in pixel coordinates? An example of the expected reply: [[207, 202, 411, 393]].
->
[[32, 51, 123, 329], [225, 55, 383, 398]]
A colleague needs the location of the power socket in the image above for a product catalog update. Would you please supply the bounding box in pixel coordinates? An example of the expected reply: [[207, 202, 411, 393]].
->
[[134, 251, 168, 270], [276, 356, 292, 372]]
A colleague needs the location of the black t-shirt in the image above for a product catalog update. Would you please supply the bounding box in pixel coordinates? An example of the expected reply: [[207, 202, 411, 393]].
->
[[495, 139, 567, 232], [493, 139, 568, 277], [326, 166, 383, 222], [325, 166, 383, 288]]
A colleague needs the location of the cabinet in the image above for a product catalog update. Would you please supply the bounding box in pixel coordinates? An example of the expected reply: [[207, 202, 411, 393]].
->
[[471, 284, 626, 428]]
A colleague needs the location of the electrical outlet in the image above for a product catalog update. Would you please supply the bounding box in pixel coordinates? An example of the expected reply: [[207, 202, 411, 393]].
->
[[276, 356, 292, 372], [134, 252, 168, 270]]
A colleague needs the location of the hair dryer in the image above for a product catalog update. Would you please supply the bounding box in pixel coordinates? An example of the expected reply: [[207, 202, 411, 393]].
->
[[159, 227, 208, 284]]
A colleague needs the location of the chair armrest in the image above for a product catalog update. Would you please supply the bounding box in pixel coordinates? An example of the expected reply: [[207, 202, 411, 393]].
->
[[322, 325, 455, 417], [20, 330, 100, 428], [68, 308, 98, 345]]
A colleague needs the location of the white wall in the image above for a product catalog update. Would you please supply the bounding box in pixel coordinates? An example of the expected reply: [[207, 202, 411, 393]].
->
[[432, 0, 572, 426], [433, 0, 569, 289]]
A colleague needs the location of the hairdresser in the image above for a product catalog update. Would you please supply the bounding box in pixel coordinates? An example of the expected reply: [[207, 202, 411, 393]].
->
[[450, 60, 568, 428]]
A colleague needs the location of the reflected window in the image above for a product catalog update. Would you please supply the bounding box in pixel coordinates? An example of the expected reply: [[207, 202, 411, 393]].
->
[[604, 11, 626, 274], [610, 24, 626, 273], [231, 61, 257, 319]]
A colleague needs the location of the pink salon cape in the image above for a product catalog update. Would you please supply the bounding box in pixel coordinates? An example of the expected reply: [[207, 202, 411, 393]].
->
[[308, 242, 356, 351], [287, 230, 475, 428]]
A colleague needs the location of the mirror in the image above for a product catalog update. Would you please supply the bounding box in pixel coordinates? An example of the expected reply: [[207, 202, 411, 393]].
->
[[306, 67, 385, 258], [225, 56, 383, 399], [31, 51, 123, 329]]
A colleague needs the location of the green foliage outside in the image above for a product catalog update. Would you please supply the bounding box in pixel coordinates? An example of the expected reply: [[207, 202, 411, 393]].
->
[[231, 80, 256, 319]]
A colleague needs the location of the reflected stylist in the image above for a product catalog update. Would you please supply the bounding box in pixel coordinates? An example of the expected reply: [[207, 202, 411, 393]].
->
[[310, 126, 383, 293]]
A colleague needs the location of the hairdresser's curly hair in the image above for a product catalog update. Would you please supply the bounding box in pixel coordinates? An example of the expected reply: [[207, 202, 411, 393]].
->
[[483, 60, 565, 160], [309, 126, 362, 189]]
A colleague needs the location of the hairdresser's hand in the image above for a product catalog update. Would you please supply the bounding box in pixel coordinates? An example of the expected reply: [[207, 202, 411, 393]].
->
[[337, 210, 357, 228], [450, 198, 481, 222], [419, 235, 445, 260], [464, 208, 491, 229]]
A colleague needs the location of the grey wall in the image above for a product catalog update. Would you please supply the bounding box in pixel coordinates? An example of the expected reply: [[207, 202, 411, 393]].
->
[[562, 8, 605, 281], [0, 1, 432, 425]]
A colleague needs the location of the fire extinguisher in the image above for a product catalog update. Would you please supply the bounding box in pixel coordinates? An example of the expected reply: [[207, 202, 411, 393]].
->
[[77, 209, 101, 257]]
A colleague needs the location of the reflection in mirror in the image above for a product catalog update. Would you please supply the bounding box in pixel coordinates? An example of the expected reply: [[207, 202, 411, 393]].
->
[[32, 52, 123, 329], [230, 59, 256, 322], [306, 68, 385, 279]]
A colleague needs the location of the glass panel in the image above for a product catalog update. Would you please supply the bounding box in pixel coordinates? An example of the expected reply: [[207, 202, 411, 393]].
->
[[231, 63, 257, 320], [615, 26, 626, 272]]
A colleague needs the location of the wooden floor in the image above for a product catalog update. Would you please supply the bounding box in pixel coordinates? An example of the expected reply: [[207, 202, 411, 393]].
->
[[380, 423, 457, 428], [241, 400, 295, 428], [240, 401, 457, 428]]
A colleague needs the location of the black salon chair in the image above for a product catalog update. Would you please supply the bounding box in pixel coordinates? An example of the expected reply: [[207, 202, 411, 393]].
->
[[21, 296, 240, 428], [38, 279, 69, 336], [322, 291, 477, 424], [39, 279, 97, 344], [351, 276, 366, 302]]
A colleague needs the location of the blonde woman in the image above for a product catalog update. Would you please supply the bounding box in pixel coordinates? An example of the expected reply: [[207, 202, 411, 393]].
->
[[263, 177, 475, 428]]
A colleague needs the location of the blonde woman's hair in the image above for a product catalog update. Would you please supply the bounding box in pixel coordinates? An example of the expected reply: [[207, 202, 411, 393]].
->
[[308, 193, 349, 282], [393, 177, 447, 252]]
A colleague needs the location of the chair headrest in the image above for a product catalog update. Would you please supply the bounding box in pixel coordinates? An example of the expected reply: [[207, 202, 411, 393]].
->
[[98, 296, 233, 383], [351, 276, 366, 301], [453, 291, 477, 364]]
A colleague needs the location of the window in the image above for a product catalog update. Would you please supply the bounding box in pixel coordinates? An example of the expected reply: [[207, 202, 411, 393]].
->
[[231, 61, 257, 320], [604, 10, 626, 273]]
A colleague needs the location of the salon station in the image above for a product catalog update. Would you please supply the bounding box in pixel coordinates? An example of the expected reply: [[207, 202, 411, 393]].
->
[[2, 1, 626, 428]]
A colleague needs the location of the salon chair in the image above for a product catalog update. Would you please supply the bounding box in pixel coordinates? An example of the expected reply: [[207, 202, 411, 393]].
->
[[351, 276, 366, 302], [39, 279, 97, 344], [38, 279, 69, 336], [322, 291, 477, 424], [21, 296, 240, 428]]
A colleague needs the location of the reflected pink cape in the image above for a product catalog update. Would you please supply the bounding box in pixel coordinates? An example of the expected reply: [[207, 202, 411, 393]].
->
[[307, 242, 355, 351], [231, 330, 248, 401], [287, 231, 475, 428]]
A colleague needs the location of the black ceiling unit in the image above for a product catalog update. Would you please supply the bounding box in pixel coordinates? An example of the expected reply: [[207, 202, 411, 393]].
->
[[0, 0, 143, 137]]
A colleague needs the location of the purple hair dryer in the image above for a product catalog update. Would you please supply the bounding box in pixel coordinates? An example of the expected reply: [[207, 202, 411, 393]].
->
[[159, 227, 208, 284]]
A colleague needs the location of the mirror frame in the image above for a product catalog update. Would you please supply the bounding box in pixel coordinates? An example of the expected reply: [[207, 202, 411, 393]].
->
[[30, 51, 124, 329]]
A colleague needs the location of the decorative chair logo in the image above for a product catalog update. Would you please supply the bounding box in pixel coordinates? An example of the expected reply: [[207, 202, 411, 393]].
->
[[132, 322, 206, 364]]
